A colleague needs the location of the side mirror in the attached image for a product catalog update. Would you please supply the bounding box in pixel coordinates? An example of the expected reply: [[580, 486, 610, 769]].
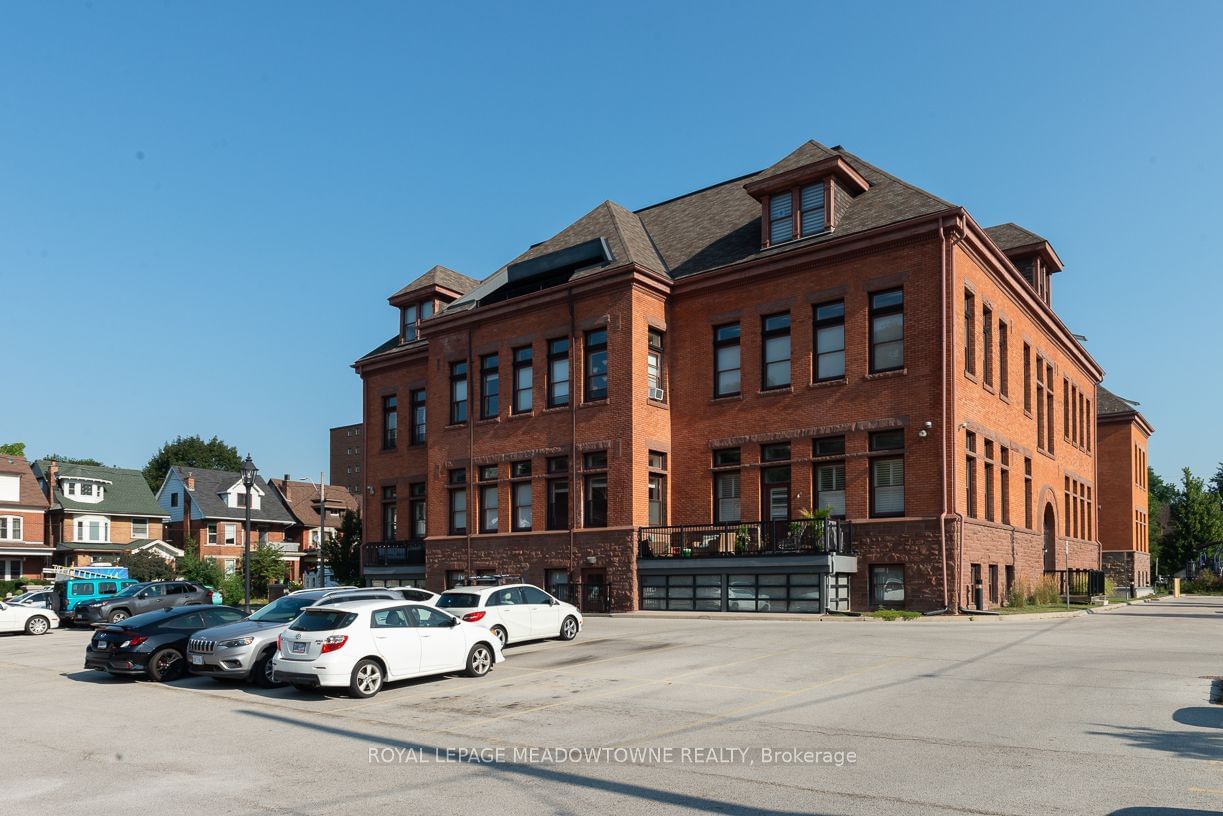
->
[[550, 598, 560, 606], [448, 617, 460, 627]]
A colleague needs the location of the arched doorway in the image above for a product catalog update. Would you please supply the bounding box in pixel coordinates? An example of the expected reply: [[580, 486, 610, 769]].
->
[[1043, 504, 1057, 572]]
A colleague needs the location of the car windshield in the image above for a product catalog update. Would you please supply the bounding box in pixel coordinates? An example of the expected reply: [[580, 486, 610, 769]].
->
[[289, 609, 357, 631], [436, 593, 480, 609], [111, 584, 146, 599], [248, 595, 319, 623]]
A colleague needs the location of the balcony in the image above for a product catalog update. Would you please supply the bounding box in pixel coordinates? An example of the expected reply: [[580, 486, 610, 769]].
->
[[637, 518, 851, 559], [363, 539, 425, 568]]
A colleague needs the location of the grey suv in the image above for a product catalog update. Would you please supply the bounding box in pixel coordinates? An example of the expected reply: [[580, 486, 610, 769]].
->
[[75, 581, 213, 624], [186, 587, 402, 687]]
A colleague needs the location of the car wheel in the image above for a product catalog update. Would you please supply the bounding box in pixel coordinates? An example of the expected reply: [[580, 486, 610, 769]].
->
[[252, 649, 281, 688], [25, 615, 51, 636], [490, 625, 508, 648], [108, 609, 129, 623], [558, 616, 579, 641], [465, 643, 494, 677], [148, 648, 185, 682], [349, 659, 384, 698]]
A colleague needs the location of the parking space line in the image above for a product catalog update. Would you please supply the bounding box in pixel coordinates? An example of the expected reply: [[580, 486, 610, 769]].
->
[[611, 655, 912, 747], [1188, 787, 1223, 795]]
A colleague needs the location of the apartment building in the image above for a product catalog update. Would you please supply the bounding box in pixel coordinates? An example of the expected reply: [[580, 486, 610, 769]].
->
[[329, 423, 363, 496], [354, 139, 1119, 613]]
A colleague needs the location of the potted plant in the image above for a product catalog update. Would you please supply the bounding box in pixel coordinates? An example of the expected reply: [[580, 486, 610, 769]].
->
[[734, 524, 752, 555]]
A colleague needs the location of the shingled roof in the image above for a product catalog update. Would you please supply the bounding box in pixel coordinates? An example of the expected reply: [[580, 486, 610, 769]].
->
[[269, 478, 358, 528], [1097, 385, 1140, 417], [170, 466, 295, 524], [0, 456, 49, 510], [984, 223, 1049, 252], [389, 265, 481, 301], [33, 461, 167, 517]]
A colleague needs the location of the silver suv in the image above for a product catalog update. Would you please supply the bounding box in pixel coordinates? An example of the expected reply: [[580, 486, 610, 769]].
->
[[186, 587, 401, 687]]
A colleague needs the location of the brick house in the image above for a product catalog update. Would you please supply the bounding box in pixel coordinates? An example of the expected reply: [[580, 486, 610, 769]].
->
[[330, 423, 364, 496], [268, 476, 359, 580], [1095, 387, 1154, 594], [31, 460, 178, 567], [353, 139, 1121, 613], [157, 466, 295, 577], [0, 456, 51, 580]]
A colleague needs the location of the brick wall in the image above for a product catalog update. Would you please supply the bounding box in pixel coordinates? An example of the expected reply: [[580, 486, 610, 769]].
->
[[330, 423, 363, 496]]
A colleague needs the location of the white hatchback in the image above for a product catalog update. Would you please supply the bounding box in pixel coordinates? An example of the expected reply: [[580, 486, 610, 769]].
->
[[272, 600, 503, 698], [0, 599, 59, 635], [435, 584, 582, 647]]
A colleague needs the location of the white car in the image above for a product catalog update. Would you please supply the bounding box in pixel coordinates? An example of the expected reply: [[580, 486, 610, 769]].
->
[[0, 599, 59, 635], [435, 583, 582, 647], [272, 599, 503, 698]]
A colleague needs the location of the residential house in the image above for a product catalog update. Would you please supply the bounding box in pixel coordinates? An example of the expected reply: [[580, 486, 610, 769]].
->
[[268, 476, 359, 580], [157, 466, 296, 576], [32, 460, 177, 567], [354, 139, 1123, 613], [0, 456, 51, 580]]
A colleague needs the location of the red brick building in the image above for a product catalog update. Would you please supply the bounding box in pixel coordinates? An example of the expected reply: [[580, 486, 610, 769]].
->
[[1095, 387, 1153, 594], [329, 423, 363, 496], [0, 456, 50, 580], [354, 140, 1118, 613]]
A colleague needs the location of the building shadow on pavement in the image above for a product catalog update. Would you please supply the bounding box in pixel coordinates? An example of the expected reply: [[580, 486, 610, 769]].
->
[[1085, 722, 1222, 762], [1110, 809, 1222, 815], [237, 708, 835, 816]]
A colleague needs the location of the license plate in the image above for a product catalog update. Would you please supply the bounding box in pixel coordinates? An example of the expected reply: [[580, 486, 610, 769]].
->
[[190, 654, 204, 665], [291, 641, 307, 654]]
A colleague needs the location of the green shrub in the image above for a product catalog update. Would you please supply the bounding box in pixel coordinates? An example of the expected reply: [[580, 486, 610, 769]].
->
[[1031, 576, 1061, 605], [1104, 578, 1117, 597], [220, 573, 247, 607], [871, 608, 921, 621], [1182, 569, 1223, 594], [1006, 577, 1029, 608]]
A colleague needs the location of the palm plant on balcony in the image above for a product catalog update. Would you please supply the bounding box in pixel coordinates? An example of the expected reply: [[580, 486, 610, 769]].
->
[[788, 508, 830, 549]]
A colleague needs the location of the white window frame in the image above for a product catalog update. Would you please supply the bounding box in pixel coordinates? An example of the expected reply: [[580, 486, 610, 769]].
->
[[224, 524, 237, 546], [0, 515, 22, 541]]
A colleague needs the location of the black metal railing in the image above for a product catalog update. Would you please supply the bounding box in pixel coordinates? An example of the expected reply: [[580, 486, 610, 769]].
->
[[636, 519, 851, 559], [552, 582, 615, 614], [1048, 569, 1106, 597], [363, 539, 425, 568]]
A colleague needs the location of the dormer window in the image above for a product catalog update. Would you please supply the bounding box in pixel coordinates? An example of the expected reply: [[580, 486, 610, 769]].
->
[[401, 300, 435, 342], [768, 183, 827, 245]]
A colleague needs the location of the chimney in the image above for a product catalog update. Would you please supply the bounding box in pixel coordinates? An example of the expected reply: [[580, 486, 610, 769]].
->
[[186, 472, 195, 491], [284, 473, 291, 484], [48, 460, 59, 497]]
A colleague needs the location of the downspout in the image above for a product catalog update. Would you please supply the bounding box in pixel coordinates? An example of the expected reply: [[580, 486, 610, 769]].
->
[[934, 218, 953, 614], [568, 293, 577, 588], [466, 326, 474, 577]]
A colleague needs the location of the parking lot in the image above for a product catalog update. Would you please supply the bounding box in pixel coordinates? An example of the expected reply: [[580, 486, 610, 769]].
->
[[2, 597, 1220, 816]]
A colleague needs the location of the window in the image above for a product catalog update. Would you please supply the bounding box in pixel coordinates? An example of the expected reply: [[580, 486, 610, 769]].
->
[[816, 454, 846, 518], [713, 448, 741, 467], [761, 313, 791, 390], [450, 361, 468, 424], [964, 289, 976, 376], [989, 564, 999, 605], [870, 565, 905, 609], [799, 182, 826, 236], [583, 450, 608, 470], [984, 440, 995, 523], [547, 475, 569, 530], [404, 388, 426, 445], [761, 442, 791, 462], [583, 475, 608, 528], [869, 289, 904, 373], [584, 329, 608, 401], [647, 451, 667, 470], [813, 301, 845, 381], [479, 484, 498, 534], [75, 517, 110, 542], [1046, 362, 1055, 453], [480, 353, 499, 419], [512, 481, 532, 531], [448, 469, 468, 535], [713, 323, 741, 397], [647, 329, 665, 401], [131, 518, 148, 538], [999, 322, 1009, 397], [207, 523, 217, 545], [0, 516, 22, 541], [170, 492, 178, 508], [965, 431, 978, 519], [375, 485, 395, 540], [982, 306, 994, 387], [870, 430, 905, 517], [714, 471, 741, 524], [382, 395, 397, 449], [1036, 356, 1048, 452], [1024, 457, 1033, 529], [547, 338, 570, 408], [768, 190, 793, 244], [81, 483, 93, 496], [409, 483, 426, 539], [545, 569, 569, 600], [401, 303, 418, 342], [1063, 379, 1071, 442], [479, 465, 498, 481], [647, 474, 666, 526], [224, 524, 237, 545], [512, 346, 533, 413], [1023, 343, 1032, 412], [1000, 449, 1011, 526]]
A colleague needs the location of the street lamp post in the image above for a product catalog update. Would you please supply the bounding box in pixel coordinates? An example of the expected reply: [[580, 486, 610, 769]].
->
[[240, 453, 257, 614]]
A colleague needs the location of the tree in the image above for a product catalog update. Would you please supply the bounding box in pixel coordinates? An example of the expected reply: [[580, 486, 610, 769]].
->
[[322, 510, 362, 587], [0, 442, 26, 457], [1213, 462, 1223, 497], [117, 549, 176, 582], [243, 542, 288, 596], [1165, 468, 1223, 577], [143, 435, 242, 491], [1148, 467, 1175, 571], [177, 537, 223, 588], [43, 453, 104, 466]]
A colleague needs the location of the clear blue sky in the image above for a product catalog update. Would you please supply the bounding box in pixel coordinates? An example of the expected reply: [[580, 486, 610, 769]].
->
[[2, 2, 1219, 483]]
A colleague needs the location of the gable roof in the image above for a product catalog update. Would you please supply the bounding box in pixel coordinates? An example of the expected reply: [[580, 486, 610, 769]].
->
[[269, 478, 359, 528], [0, 456, 49, 510], [390, 265, 481, 301], [984, 223, 1049, 252], [169, 466, 295, 524], [33, 460, 167, 517]]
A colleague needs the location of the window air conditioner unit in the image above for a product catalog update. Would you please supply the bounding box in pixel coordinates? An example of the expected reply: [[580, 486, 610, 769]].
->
[[648, 387, 665, 401]]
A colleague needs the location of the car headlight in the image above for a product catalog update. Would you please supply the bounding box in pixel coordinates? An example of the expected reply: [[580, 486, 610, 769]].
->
[[218, 637, 254, 648]]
